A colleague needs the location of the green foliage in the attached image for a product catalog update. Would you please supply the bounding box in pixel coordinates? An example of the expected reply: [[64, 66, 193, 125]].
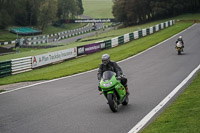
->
[[0, 9, 12, 29], [113, 0, 200, 26], [38, 0, 58, 30], [0, 90, 6, 93], [57, 0, 79, 19], [0, 0, 83, 29], [77, 0, 84, 15]]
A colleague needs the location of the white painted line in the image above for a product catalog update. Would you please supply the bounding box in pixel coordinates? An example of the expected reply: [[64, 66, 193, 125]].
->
[[128, 64, 200, 133], [0, 24, 196, 95]]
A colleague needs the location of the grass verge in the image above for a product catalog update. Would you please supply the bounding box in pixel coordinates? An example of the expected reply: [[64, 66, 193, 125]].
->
[[83, 0, 113, 18], [141, 71, 200, 133], [0, 90, 6, 93], [0, 21, 193, 85]]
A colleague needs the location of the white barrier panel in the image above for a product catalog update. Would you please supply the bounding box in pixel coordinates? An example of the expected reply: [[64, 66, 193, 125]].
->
[[165, 22, 168, 27], [11, 41, 16, 44], [32, 48, 77, 68], [124, 34, 130, 43], [134, 31, 139, 39], [111, 37, 119, 47], [142, 29, 147, 36], [156, 24, 159, 31], [170, 20, 173, 25], [11, 56, 32, 74], [161, 23, 164, 29], [150, 27, 153, 34]]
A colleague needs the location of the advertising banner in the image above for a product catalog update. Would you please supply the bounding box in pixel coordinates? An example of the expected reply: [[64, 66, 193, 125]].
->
[[77, 46, 85, 56], [100, 42, 106, 50], [84, 43, 101, 54], [32, 48, 77, 68]]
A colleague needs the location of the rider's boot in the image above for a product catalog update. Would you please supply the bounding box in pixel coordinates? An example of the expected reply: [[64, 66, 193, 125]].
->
[[125, 86, 130, 95]]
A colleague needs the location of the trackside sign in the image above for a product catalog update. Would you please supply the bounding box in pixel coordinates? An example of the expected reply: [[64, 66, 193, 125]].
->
[[32, 48, 77, 68]]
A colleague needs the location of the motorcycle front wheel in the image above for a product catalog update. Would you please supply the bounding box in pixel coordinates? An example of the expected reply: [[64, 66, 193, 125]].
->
[[107, 93, 118, 112], [122, 96, 129, 105]]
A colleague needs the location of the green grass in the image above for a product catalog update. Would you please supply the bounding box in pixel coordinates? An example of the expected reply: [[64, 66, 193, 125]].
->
[[141, 72, 200, 133], [0, 90, 6, 93], [0, 30, 18, 42], [0, 21, 193, 85], [175, 13, 200, 20], [83, 0, 114, 18]]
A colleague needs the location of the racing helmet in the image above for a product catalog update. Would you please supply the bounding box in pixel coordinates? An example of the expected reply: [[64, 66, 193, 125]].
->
[[179, 36, 182, 39], [102, 54, 110, 65]]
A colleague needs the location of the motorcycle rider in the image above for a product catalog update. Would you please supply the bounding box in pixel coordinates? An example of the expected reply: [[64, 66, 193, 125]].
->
[[176, 36, 184, 51], [97, 54, 129, 94]]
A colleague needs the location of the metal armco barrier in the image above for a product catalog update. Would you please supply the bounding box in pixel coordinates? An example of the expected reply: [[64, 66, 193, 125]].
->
[[0, 61, 12, 78], [11, 57, 32, 75]]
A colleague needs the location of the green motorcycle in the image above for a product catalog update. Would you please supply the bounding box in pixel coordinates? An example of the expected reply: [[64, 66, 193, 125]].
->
[[99, 71, 129, 112]]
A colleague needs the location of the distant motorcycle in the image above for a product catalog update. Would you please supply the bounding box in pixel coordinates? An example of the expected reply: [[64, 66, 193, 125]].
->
[[99, 71, 129, 112], [176, 41, 183, 55]]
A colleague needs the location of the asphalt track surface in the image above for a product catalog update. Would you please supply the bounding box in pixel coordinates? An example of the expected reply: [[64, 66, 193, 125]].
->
[[0, 24, 200, 133]]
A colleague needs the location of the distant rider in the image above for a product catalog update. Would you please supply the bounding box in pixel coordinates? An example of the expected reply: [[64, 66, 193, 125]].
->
[[176, 36, 184, 51], [97, 54, 129, 94]]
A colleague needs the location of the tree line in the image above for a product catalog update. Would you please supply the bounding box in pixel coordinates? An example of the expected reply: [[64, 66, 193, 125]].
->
[[112, 0, 200, 26], [0, 0, 84, 30]]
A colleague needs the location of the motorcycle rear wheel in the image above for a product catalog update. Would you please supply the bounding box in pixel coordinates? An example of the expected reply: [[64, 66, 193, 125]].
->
[[107, 93, 118, 112]]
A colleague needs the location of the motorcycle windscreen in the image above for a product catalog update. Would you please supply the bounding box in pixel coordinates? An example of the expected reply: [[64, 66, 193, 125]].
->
[[102, 71, 115, 81]]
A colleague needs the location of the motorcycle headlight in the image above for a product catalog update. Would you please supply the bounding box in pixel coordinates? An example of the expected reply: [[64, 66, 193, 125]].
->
[[103, 82, 112, 87]]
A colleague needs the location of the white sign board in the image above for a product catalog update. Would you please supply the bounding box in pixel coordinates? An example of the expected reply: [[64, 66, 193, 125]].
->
[[32, 48, 77, 68]]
